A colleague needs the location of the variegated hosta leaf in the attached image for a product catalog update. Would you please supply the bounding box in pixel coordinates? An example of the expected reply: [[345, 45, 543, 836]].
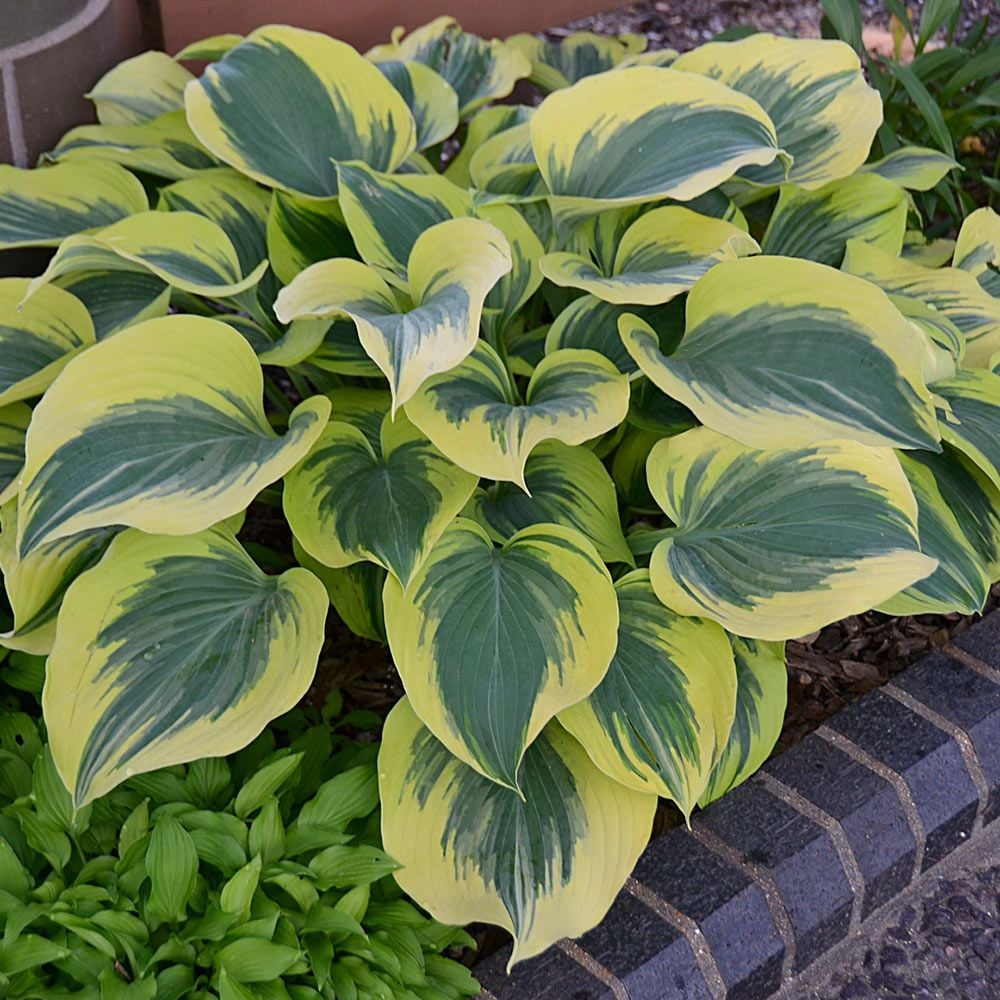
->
[[612, 427, 663, 512], [0, 161, 148, 249], [546, 295, 682, 375], [843, 239, 1000, 368], [559, 570, 736, 814], [336, 162, 473, 286], [285, 410, 476, 588], [375, 60, 460, 151], [933, 368, 1000, 490], [384, 519, 618, 790], [186, 25, 416, 197], [646, 428, 935, 640], [173, 34, 244, 61], [879, 452, 991, 616], [380, 699, 656, 966], [266, 190, 357, 286], [621, 256, 940, 450], [541, 205, 759, 305], [760, 174, 907, 267], [901, 232, 956, 269], [294, 539, 387, 643], [86, 51, 193, 125], [43, 526, 328, 807], [444, 104, 534, 187], [954, 207, 1000, 297], [507, 31, 647, 93], [55, 270, 169, 340], [699, 637, 787, 807], [0, 279, 95, 407], [469, 122, 546, 199], [467, 440, 632, 564], [859, 146, 960, 192], [275, 218, 511, 411], [45, 111, 217, 179], [475, 204, 545, 343], [26, 211, 269, 302], [405, 341, 629, 488], [0, 405, 30, 505], [367, 17, 530, 118], [892, 294, 965, 366], [16, 315, 330, 557], [531, 66, 782, 219], [0, 500, 115, 655], [673, 33, 881, 189]]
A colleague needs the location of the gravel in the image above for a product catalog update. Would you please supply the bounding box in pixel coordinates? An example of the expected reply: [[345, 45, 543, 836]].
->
[[807, 860, 1000, 999]]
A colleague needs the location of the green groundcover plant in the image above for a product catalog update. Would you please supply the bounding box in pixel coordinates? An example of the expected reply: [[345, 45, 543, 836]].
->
[[0, 687, 479, 999], [2, 12, 1000, 974]]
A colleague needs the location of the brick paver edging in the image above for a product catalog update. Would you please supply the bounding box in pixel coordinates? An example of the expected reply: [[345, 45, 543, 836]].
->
[[475, 612, 1000, 999]]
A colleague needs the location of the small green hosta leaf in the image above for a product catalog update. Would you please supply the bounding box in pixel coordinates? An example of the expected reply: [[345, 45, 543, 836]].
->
[[249, 798, 286, 864], [26, 211, 269, 302], [297, 765, 379, 832], [235, 753, 304, 818], [646, 427, 935, 640], [405, 341, 629, 488], [0, 839, 30, 898], [221, 856, 262, 915], [367, 16, 530, 118], [560, 570, 737, 815], [275, 218, 511, 412], [467, 441, 632, 564], [384, 519, 618, 791], [336, 161, 472, 285], [621, 257, 940, 451], [379, 700, 656, 967], [699, 637, 787, 806], [42, 527, 327, 807], [859, 146, 959, 192], [375, 60, 460, 151], [146, 814, 199, 923], [0, 403, 30, 504], [217, 938, 302, 983], [285, 410, 477, 588], [761, 174, 908, 267], [530, 65, 782, 220], [0, 934, 71, 975], [0, 161, 148, 249], [673, 33, 880, 188], [844, 239, 1000, 368], [0, 278, 95, 408], [186, 26, 416, 197], [541, 205, 758, 305], [308, 845, 401, 889], [16, 315, 329, 557]]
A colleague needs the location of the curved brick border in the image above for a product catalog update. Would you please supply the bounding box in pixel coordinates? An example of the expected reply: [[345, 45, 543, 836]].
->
[[475, 612, 1000, 999]]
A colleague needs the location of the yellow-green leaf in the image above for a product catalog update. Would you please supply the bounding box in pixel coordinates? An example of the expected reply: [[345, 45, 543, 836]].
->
[[934, 368, 1000, 490], [954, 207, 1000, 298], [275, 218, 511, 412], [507, 30, 647, 93], [285, 410, 477, 588], [375, 60, 460, 150], [87, 51, 193, 126], [646, 427, 935, 640], [761, 174, 908, 267], [673, 33, 881, 188], [380, 699, 656, 965], [45, 110, 217, 179], [0, 404, 29, 505], [54, 270, 170, 340], [367, 17, 530, 118], [859, 146, 959, 191], [174, 34, 244, 62], [266, 190, 357, 287], [559, 570, 736, 814], [16, 315, 330, 557], [0, 279, 95, 407], [405, 341, 629, 488], [541, 204, 759, 304], [444, 104, 533, 187], [843, 239, 1000, 368], [621, 257, 940, 450], [43, 526, 327, 807], [186, 25, 416, 197], [0, 161, 148, 249], [532, 65, 781, 220], [698, 637, 787, 807], [384, 520, 617, 790]]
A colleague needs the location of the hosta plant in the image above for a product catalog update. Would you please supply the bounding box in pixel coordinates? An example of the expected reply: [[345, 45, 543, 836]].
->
[[2, 14, 1000, 971], [0, 698, 480, 999]]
